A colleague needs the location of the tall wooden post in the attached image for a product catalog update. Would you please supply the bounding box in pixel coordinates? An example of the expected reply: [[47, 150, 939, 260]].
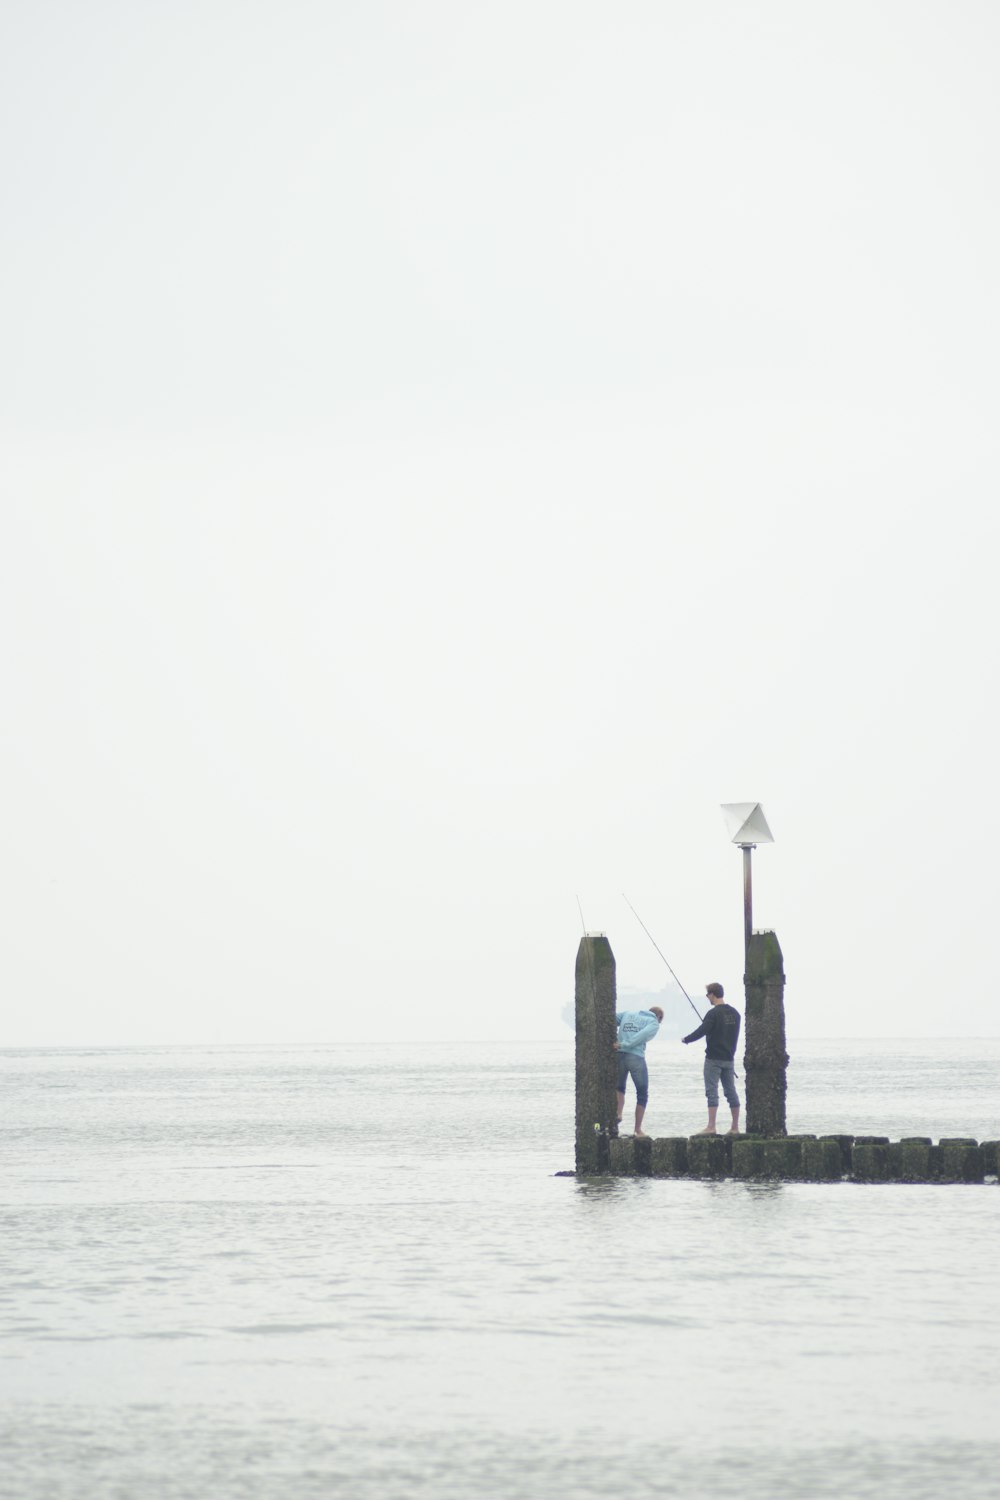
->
[[574, 934, 618, 1173], [744, 929, 789, 1136]]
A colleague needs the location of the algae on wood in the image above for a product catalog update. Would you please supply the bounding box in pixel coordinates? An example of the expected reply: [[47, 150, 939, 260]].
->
[[575, 934, 618, 1173], [744, 929, 788, 1137]]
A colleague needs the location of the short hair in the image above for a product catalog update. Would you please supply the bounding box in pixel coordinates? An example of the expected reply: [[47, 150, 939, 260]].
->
[[650, 1006, 664, 1020], [706, 982, 724, 999]]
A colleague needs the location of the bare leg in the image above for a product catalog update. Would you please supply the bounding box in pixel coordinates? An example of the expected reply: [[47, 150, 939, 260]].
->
[[729, 1107, 741, 1135], [695, 1106, 718, 1136], [616, 1090, 625, 1123], [634, 1103, 647, 1138]]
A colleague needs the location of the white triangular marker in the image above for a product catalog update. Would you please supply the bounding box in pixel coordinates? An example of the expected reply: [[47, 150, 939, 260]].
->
[[720, 802, 774, 845]]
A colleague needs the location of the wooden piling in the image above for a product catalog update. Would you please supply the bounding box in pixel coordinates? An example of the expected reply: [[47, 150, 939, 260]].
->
[[574, 934, 618, 1174], [744, 930, 789, 1137]]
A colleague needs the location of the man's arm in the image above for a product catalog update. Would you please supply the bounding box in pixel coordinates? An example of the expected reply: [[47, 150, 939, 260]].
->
[[682, 1012, 713, 1045]]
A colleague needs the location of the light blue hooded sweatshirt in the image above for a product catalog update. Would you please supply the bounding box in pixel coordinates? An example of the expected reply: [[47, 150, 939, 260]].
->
[[616, 1009, 660, 1057]]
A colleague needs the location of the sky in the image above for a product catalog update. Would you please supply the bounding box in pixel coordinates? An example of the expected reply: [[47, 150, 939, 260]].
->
[[2, 1, 999, 1046]]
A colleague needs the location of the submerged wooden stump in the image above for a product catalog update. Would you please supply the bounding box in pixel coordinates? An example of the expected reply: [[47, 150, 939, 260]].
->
[[852, 1141, 902, 1182], [898, 1138, 934, 1182], [687, 1134, 731, 1178], [823, 1134, 856, 1174], [650, 1138, 689, 1177], [733, 1137, 809, 1180], [936, 1139, 984, 1184], [608, 1136, 636, 1175], [802, 1139, 843, 1181]]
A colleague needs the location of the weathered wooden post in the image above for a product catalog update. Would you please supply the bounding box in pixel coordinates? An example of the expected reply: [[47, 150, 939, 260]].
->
[[744, 929, 789, 1136], [575, 933, 618, 1173]]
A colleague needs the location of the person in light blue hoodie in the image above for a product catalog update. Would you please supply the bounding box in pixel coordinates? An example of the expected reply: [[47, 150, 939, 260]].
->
[[614, 1006, 663, 1138]]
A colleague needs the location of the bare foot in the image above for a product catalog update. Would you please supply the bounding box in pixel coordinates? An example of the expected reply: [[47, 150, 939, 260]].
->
[[634, 1130, 649, 1139], [727, 1128, 742, 1135], [694, 1127, 716, 1136]]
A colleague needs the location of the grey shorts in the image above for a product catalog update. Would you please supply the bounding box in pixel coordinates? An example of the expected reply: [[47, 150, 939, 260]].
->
[[704, 1058, 739, 1109]]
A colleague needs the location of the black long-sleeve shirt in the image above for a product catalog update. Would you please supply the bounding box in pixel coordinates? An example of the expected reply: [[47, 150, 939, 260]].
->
[[683, 1003, 741, 1061]]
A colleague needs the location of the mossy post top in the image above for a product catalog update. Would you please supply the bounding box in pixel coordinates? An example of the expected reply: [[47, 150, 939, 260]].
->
[[745, 929, 784, 982], [575, 932, 615, 976]]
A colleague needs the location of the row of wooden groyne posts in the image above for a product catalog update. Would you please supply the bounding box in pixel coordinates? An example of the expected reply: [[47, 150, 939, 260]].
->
[[574, 931, 998, 1185], [606, 1131, 999, 1183]]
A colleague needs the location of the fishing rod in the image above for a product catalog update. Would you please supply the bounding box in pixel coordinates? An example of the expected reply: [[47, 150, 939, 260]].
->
[[621, 893, 704, 1022]]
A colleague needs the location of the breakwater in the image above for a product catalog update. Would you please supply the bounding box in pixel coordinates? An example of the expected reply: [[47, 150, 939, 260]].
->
[[605, 1132, 999, 1183], [575, 931, 997, 1184]]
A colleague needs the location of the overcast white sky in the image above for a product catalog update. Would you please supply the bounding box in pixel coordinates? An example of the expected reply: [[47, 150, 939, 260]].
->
[[2, 2, 998, 1046]]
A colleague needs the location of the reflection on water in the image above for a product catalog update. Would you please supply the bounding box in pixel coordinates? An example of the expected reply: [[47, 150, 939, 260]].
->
[[1, 1039, 999, 1500]]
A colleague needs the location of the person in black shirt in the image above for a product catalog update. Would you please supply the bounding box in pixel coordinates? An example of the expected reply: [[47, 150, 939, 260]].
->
[[682, 982, 742, 1135]]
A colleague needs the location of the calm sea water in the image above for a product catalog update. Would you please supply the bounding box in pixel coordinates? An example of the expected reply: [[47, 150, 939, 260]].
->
[[2, 1038, 999, 1500]]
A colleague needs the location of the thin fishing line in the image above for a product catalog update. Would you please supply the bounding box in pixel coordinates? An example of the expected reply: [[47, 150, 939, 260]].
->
[[621, 893, 704, 1022]]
